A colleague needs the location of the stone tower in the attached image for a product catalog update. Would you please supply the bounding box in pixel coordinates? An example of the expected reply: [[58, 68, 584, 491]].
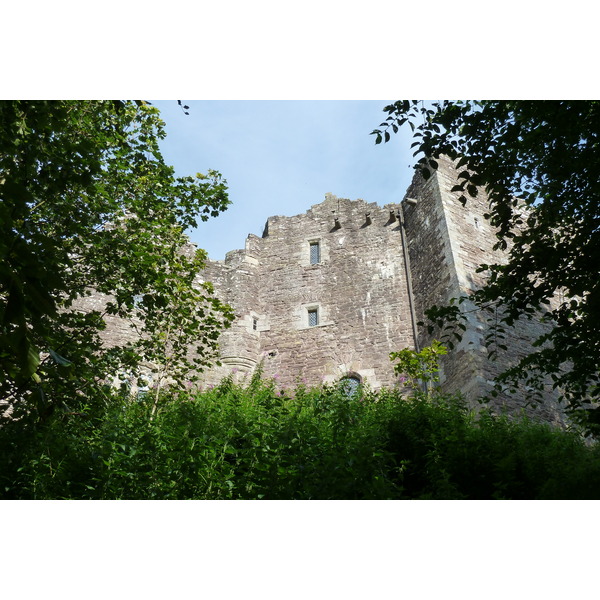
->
[[80, 155, 563, 421], [200, 156, 564, 422]]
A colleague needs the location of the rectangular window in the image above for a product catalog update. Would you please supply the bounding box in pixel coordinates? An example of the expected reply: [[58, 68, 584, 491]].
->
[[252, 318, 258, 331], [308, 308, 319, 327], [309, 241, 320, 265]]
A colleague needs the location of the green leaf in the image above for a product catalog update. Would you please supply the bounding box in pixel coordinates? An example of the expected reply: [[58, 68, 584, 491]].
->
[[49, 348, 72, 367]]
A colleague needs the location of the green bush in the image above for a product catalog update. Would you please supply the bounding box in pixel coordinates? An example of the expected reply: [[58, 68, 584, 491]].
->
[[2, 378, 600, 499]]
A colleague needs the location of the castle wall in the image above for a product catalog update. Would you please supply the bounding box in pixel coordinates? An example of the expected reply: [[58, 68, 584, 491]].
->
[[199, 242, 263, 383], [405, 156, 564, 422], [404, 156, 493, 399], [79, 156, 565, 423], [200, 194, 415, 391]]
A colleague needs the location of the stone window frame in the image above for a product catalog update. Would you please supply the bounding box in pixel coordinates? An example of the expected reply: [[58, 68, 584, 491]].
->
[[309, 240, 321, 265], [296, 302, 333, 330], [339, 373, 362, 397], [301, 236, 328, 267], [247, 312, 269, 335]]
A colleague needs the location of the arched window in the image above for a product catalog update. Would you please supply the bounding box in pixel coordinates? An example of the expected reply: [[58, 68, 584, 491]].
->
[[339, 374, 361, 397]]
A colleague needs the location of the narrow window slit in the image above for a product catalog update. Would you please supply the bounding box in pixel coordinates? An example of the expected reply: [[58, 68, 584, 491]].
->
[[309, 241, 320, 265]]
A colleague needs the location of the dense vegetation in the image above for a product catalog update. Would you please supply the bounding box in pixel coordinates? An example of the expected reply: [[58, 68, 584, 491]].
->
[[2, 375, 600, 500], [0, 100, 233, 418]]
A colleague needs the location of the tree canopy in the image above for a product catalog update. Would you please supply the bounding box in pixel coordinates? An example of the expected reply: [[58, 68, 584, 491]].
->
[[0, 100, 233, 416], [373, 101, 600, 427]]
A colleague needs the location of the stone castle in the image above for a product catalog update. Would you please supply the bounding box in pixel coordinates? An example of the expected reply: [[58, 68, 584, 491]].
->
[[80, 154, 562, 422], [196, 155, 563, 422]]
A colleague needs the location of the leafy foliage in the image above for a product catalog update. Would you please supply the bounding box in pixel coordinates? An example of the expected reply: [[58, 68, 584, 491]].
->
[[390, 340, 447, 391], [2, 378, 600, 499], [373, 101, 600, 425], [0, 101, 234, 415]]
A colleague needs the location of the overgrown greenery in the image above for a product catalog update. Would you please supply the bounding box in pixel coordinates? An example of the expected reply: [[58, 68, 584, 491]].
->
[[0, 101, 234, 417], [390, 339, 447, 392], [2, 374, 600, 499], [372, 101, 600, 430]]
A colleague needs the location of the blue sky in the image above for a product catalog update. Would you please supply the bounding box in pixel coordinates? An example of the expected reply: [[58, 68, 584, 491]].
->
[[152, 100, 416, 260]]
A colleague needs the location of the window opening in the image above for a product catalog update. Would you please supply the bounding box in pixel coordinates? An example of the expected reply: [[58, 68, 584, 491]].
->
[[340, 376, 361, 397], [308, 308, 319, 327], [252, 318, 258, 331], [136, 376, 151, 401], [309, 241, 320, 265]]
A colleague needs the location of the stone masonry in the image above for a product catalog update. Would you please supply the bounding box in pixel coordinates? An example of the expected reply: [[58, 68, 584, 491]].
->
[[199, 193, 414, 391], [195, 156, 564, 423], [84, 156, 565, 422], [403, 156, 564, 423]]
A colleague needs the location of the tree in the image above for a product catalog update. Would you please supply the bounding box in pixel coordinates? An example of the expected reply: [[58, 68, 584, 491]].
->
[[0, 100, 233, 416], [390, 340, 447, 395], [372, 101, 600, 427]]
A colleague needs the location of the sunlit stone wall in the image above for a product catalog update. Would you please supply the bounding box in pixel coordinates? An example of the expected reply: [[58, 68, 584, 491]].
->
[[200, 194, 414, 392]]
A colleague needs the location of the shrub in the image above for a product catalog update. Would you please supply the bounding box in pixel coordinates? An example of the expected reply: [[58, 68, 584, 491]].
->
[[2, 378, 600, 499]]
